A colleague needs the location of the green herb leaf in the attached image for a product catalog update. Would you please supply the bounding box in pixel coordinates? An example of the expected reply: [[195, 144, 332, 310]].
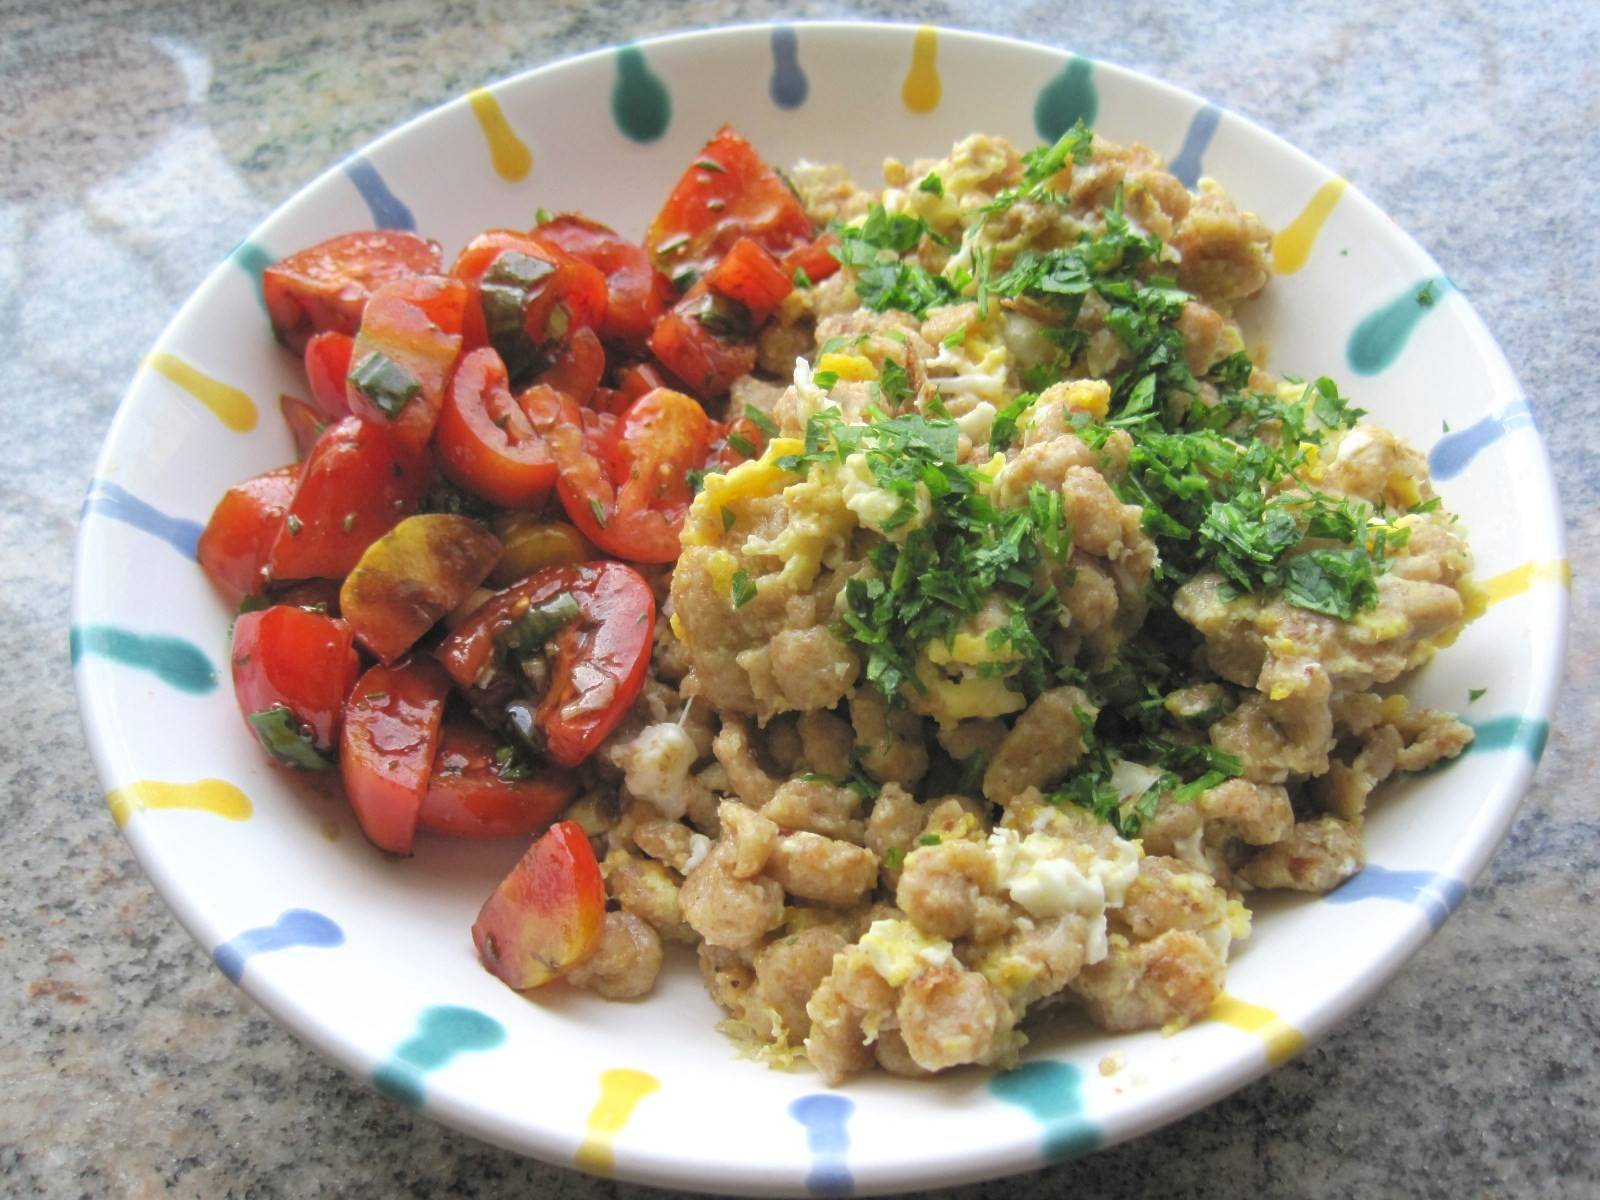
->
[[917, 172, 944, 196], [744, 404, 779, 437], [879, 358, 911, 405], [690, 292, 752, 339], [500, 593, 581, 652], [248, 706, 336, 770], [347, 351, 421, 419], [730, 568, 757, 608]]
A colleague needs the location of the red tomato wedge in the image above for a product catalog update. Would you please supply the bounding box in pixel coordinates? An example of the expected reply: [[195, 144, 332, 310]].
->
[[647, 282, 759, 398], [279, 394, 326, 459], [198, 465, 298, 598], [419, 717, 577, 838], [644, 124, 815, 282], [340, 658, 452, 854], [531, 325, 604, 406], [703, 236, 793, 324], [344, 275, 467, 457], [436, 561, 655, 767], [552, 387, 712, 562], [340, 514, 502, 664], [263, 230, 441, 353], [231, 605, 361, 766], [531, 214, 669, 348], [268, 416, 424, 582], [434, 346, 559, 509], [781, 233, 842, 286], [472, 819, 604, 989], [303, 330, 355, 418], [449, 232, 607, 373]]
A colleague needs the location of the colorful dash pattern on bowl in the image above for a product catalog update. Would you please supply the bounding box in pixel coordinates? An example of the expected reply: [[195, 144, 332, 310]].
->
[[73, 22, 1563, 1196]]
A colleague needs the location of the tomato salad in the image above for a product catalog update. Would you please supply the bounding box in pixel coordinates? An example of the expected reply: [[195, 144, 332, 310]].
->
[[203, 126, 834, 989]]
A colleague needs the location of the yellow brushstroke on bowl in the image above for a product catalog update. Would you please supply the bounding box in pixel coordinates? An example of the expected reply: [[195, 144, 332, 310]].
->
[[901, 26, 941, 114], [575, 1068, 660, 1175], [1271, 178, 1348, 275], [467, 89, 533, 182], [106, 778, 253, 828], [143, 352, 258, 432], [1208, 993, 1305, 1066], [1480, 558, 1571, 607]]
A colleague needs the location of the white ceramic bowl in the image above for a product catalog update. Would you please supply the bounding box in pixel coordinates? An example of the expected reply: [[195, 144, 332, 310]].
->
[[72, 21, 1568, 1196]]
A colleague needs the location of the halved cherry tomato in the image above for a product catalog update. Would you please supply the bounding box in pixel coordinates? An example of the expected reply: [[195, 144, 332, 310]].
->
[[344, 275, 467, 457], [436, 561, 655, 767], [268, 416, 424, 582], [280, 394, 326, 459], [419, 717, 577, 838], [434, 346, 558, 509], [472, 819, 604, 989], [644, 124, 815, 282], [340, 514, 502, 664], [198, 465, 298, 598], [781, 233, 842, 286], [340, 658, 452, 854], [531, 214, 669, 348], [303, 331, 354, 418], [530, 325, 604, 406], [231, 605, 361, 765], [263, 230, 441, 353], [704, 236, 793, 324], [449, 232, 607, 376], [553, 388, 712, 563], [647, 283, 759, 398]]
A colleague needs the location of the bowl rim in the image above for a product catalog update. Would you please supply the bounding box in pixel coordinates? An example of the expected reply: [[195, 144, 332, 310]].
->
[[71, 18, 1569, 1196]]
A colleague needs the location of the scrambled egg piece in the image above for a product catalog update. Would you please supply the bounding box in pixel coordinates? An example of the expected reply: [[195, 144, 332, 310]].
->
[[860, 918, 956, 987]]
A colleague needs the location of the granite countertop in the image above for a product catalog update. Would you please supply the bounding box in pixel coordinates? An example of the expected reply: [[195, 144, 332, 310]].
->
[[4, 0, 1595, 1195]]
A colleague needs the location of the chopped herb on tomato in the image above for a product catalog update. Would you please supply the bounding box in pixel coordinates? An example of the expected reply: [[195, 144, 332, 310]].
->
[[248, 705, 338, 770], [347, 351, 421, 419]]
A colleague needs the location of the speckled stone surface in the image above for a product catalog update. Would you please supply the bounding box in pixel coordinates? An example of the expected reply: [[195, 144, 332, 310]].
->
[[4, 0, 1596, 1195]]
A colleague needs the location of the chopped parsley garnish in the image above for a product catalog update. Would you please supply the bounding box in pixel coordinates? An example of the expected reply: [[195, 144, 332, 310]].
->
[[988, 391, 1038, 452], [248, 706, 336, 770], [792, 266, 813, 289], [743, 404, 779, 437], [878, 358, 912, 405], [1468, 686, 1487, 703], [917, 171, 944, 196], [727, 432, 757, 459], [829, 203, 959, 318], [730, 568, 757, 608], [347, 351, 421, 419], [785, 411, 1070, 702]]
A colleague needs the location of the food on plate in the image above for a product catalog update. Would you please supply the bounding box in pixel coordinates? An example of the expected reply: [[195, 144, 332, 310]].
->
[[202, 121, 1478, 1084]]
